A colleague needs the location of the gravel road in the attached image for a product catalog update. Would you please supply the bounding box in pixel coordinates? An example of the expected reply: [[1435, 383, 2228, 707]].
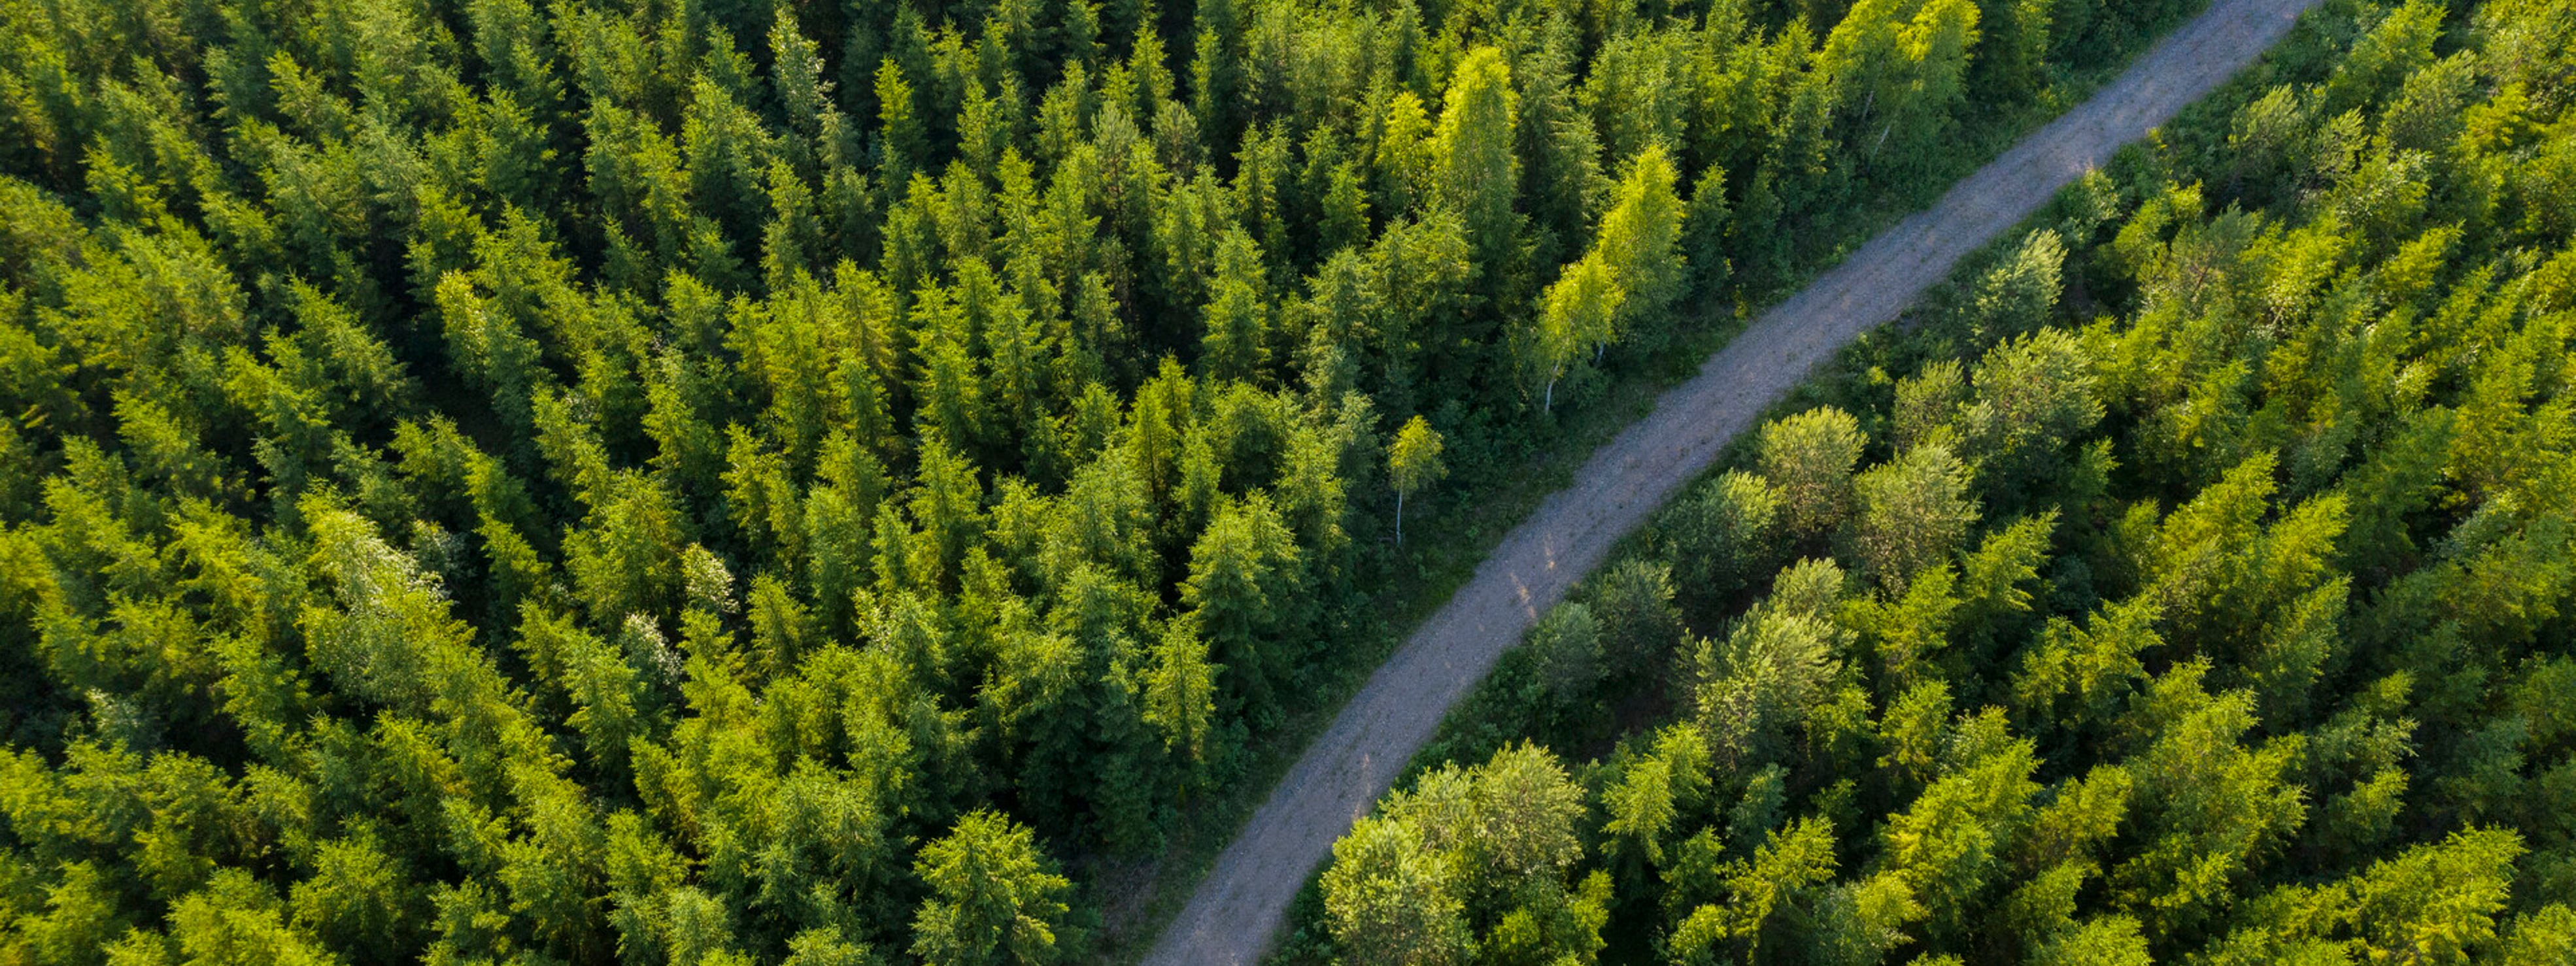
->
[[1143, 0, 2321, 959]]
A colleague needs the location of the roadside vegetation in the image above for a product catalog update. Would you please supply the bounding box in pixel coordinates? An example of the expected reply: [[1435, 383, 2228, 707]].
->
[[1294, 0, 2576, 961]]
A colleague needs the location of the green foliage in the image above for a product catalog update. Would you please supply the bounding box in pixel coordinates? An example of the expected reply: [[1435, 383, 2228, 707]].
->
[[1320, 812, 1472, 966], [0, 0, 2316, 959], [1389, 414, 1446, 546], [1312, 0, 2576, 961], [1848, 441, 1979, 592], [1664, 471, 1784, 626], [1434, 48, 1523, 278], [911, 811, 1072, 966], [1761, 406, 1869, 537], [1320, 744, 1601, 966]]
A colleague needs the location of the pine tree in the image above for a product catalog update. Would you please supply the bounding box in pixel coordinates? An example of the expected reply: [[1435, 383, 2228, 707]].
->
[[911, 810, 1074, 966]]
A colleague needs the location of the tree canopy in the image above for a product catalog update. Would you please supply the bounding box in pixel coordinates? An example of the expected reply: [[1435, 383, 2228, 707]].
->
[[1303, 0, 2576, 961], [0, 0, 2235, 960]]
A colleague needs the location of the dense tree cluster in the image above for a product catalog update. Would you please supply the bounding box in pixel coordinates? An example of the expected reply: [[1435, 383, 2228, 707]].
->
[[1306, 0, 2576, 961], [0, 0, 2197, 961]]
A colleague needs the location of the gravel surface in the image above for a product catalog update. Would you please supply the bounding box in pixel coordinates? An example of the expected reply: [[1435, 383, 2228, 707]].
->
[[1142, 0, 2321, 959]]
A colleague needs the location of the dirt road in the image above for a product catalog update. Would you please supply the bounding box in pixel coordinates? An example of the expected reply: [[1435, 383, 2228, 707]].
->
[[1143, 0, 2320, 959]]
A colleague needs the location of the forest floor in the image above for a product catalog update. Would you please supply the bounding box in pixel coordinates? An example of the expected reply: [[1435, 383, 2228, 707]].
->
[[1136, 0, 2327, 959]]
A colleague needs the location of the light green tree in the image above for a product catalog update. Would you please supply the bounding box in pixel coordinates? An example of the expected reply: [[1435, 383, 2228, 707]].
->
[[911, 810, 1073, 966], [1850, 443, 1978, 592], [1534, 257, 1622, 413], [1434, 47, 1522, 270], [1321, 815, 1471, 966], [1593, 145, 1687, 338], [1759, 407, 1867, 537], [1389, 415, 1448, 546]]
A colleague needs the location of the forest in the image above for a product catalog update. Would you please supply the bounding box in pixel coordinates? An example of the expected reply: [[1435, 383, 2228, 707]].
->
[[0, 0, 2223, 961], [1293, 0, 2576, 962]]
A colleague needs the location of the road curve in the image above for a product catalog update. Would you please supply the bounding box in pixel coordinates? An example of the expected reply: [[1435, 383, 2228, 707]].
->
[[1144, 0, 2321, 959]]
